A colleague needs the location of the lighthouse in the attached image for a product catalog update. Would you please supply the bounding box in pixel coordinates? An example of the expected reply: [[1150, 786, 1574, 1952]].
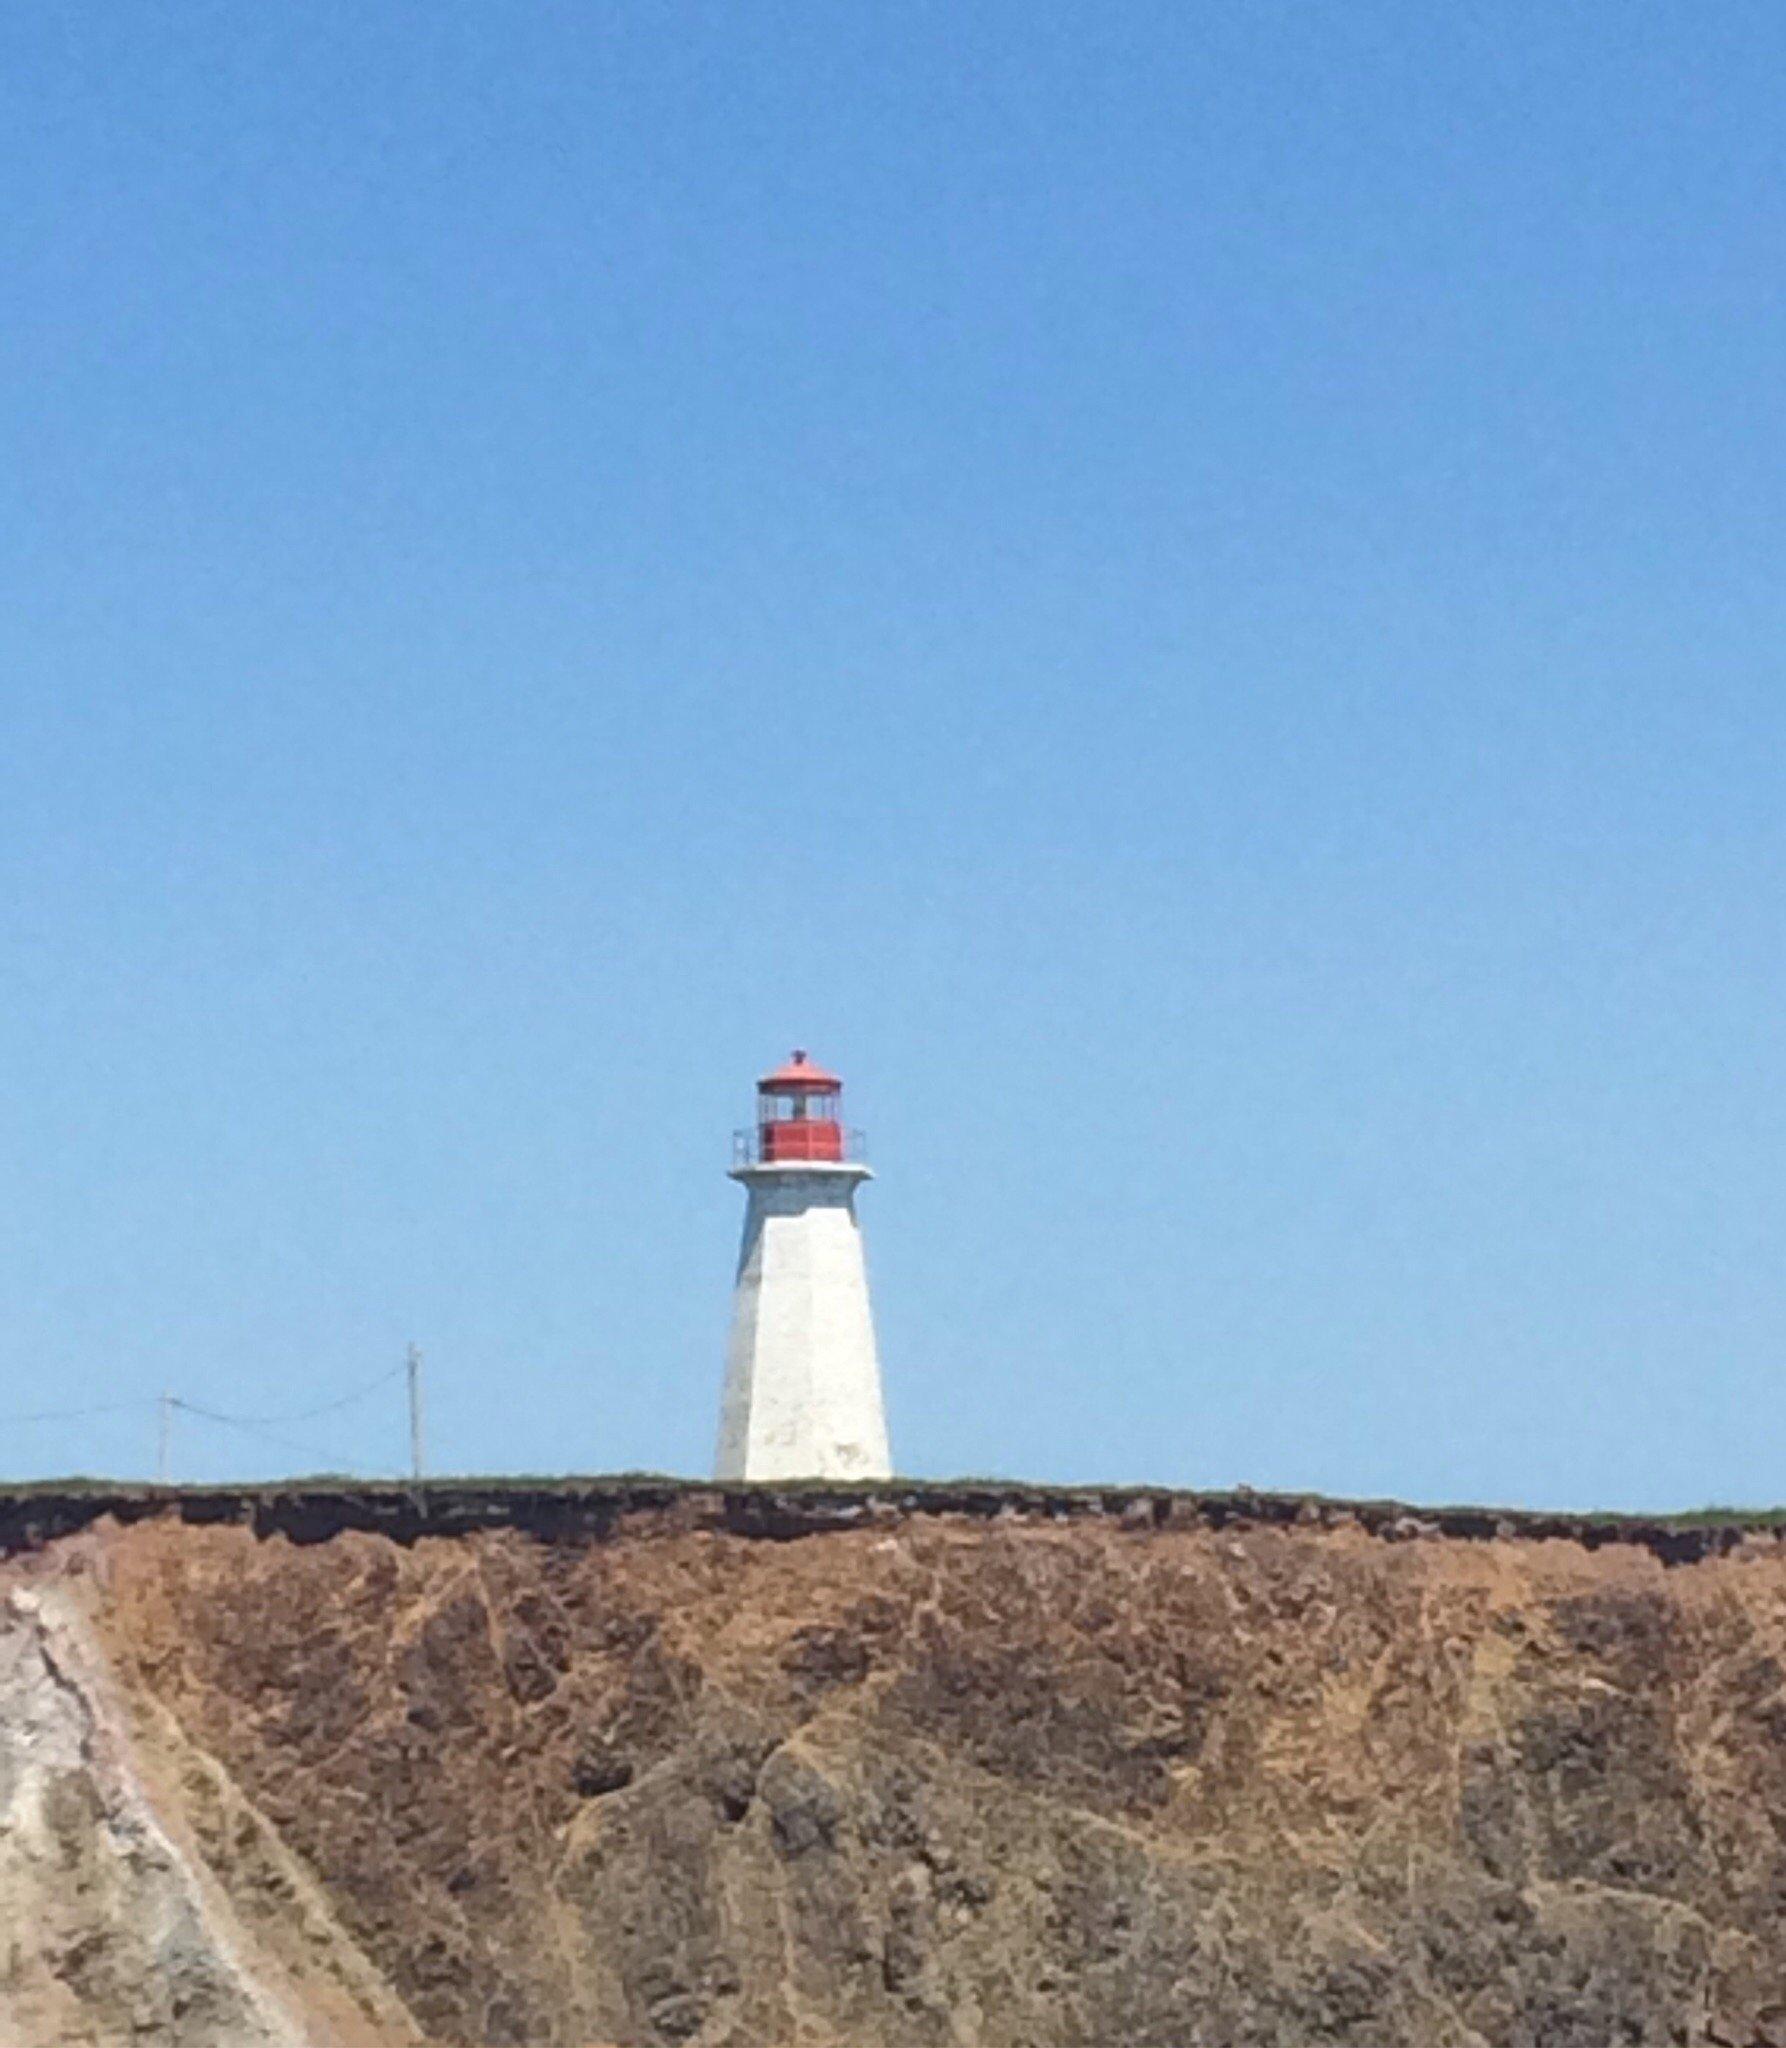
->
[[715, 1051, 893, 1481]]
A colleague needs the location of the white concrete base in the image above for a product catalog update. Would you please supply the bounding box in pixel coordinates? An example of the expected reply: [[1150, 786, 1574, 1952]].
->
[[715, 1163, 892, 1481]]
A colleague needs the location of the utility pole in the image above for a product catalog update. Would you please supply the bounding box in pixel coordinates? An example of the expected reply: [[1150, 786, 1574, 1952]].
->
[[155, 1392, 173, 1486], [406, 1344, 425, 1482]]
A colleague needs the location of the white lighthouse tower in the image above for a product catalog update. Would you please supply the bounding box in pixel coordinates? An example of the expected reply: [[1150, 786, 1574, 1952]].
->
[[715, 1050, 893, 1482]]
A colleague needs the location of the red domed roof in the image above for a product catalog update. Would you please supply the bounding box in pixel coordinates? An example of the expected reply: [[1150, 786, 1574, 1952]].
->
[[757, 1048, 842, 1093]]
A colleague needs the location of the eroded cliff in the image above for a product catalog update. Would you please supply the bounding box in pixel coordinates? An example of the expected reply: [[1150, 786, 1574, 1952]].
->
[[5, 1484, 1786, 2046]]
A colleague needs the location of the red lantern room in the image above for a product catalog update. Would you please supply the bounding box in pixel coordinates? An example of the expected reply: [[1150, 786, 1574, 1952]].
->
[[751, 1049, 849, 1164]]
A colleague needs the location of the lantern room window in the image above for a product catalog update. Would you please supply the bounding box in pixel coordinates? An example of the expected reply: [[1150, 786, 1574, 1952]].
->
[[761, 1087, 841, 1122]]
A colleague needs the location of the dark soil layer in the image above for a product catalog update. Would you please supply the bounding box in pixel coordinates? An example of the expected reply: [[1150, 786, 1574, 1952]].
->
[[0, 1474, 1778, 1564]]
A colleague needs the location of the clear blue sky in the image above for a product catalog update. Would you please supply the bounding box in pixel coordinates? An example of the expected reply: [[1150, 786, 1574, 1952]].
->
[[3, 2, 1782, 1508]]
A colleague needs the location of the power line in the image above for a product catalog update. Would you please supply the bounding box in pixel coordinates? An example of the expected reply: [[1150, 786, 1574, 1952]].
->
[[165, 1362, 412, 1478], [0, 1398, 154, 1426], [169, 1363, 406, 1430], [169, 1403, 374, 1477], [0, 1364, 407, 1434], [1, 1360, 413, 1482]]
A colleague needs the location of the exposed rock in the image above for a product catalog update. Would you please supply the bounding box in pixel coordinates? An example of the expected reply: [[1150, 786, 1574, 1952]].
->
[[0, 1582, 423, 2047], [5, 1489, 1786, 2043]]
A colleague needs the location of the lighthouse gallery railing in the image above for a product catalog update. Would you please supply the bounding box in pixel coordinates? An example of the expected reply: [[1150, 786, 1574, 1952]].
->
[[731, 1126, 869, 1168]]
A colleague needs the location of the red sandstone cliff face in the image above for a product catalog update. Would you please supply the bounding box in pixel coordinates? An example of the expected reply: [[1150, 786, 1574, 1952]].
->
[[7, 1497, 1786, 2045]]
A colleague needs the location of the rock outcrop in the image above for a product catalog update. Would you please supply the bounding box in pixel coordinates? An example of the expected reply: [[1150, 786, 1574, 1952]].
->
[[5, 1483, 1786, 2044]]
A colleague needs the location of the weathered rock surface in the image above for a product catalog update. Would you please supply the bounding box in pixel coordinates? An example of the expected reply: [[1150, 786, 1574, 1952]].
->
[[0, 1578, 420, 2047], [6, 1487, 1786, 2044]]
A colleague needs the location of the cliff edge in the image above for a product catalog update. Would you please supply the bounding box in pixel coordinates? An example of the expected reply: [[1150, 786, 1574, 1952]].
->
[[4, 1482, 1786, 2045]]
